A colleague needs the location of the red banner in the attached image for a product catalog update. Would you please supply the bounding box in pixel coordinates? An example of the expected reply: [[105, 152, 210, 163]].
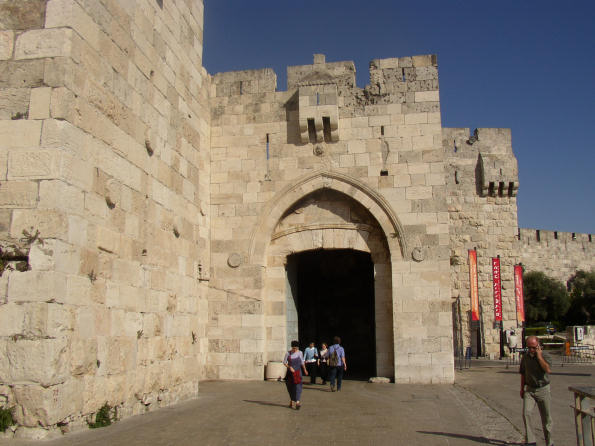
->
[[469, 250, 479, 321], [514, 265, 525, 324], [492, 258, 502, 321]]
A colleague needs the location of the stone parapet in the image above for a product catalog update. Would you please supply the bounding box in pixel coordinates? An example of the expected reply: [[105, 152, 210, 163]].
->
[[519, 228, 594, 283]]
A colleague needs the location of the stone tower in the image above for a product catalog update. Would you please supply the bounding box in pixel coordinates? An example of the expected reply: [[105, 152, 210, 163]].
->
[[0, 0, 211, 438]]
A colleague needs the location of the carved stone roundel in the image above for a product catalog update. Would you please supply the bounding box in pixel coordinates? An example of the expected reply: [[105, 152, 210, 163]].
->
[[227, 253, 242, 268], [412, 247, 424, 262]]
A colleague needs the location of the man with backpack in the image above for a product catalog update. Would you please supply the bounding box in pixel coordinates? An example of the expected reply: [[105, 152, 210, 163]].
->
[[328, 336, 347, 392]]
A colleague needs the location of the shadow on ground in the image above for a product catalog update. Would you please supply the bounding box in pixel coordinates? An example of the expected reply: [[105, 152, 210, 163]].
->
[[418, 431, 525, 445]]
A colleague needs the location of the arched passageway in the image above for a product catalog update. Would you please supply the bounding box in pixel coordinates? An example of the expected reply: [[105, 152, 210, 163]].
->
[[286, 249, 376, 379], [263, 187, 396, 378]]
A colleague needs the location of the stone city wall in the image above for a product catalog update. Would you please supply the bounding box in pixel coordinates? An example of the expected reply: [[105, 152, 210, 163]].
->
[[444, 128, 520, 358], [0, 0, 210, 439], [519, 229, 594, 284], [209, 54, 454, 385]]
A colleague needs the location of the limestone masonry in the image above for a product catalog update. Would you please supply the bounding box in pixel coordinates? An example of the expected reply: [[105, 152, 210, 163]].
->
[[0, 0, 592, 439]]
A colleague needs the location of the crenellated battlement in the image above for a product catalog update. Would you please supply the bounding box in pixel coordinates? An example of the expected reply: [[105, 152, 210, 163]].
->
[[211, 68, 277, 97], [444, 127, 518, 197], [519, 228, 593, 244], [519, 228, 594, 284]]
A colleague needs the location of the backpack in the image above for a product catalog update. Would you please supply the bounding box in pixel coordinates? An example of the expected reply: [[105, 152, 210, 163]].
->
[[329, 347, 339, 367]]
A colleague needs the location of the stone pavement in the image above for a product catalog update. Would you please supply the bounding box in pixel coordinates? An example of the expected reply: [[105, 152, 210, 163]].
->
[[456, 359, 594, 446], [2, 360, 591, 445]]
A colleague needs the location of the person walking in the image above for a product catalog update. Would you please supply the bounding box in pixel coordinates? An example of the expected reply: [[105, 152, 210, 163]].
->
[[304, 341, 319, 384], [319, 342, 329, 385], [519, 335, 554, 446], [328, 336, 346, 392], [283, 340, 308, 410]]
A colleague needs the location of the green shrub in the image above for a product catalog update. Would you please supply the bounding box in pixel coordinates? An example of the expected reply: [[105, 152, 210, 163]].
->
[[524, 327, 546, 336], [0, 407, 14, 433], [88, 403, 113, 429]]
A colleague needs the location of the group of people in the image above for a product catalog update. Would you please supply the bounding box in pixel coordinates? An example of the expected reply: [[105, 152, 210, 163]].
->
[[284, 333, 554, 446], [282, 336, 346, 410]]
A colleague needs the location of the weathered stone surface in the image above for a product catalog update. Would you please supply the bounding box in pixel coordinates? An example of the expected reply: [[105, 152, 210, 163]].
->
[[14, 28, 72, 60], [6, 337, 70, 386], [0, 30, 14, 59], [0, 181, 38, 208], [0, 59, 45, 87], [13, 379, 83, 427], [0, 88, 29, 119], [0, 0, 47, 31]]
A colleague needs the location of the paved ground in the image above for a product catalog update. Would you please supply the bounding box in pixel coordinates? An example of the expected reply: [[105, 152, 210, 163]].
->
[[2, 359, 592, 445]]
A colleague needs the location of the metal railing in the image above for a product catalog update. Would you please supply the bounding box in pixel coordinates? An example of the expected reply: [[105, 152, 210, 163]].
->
[[563, 345, 595, 366], [570, 386, 594, 446], [505, 347, 526, 368]]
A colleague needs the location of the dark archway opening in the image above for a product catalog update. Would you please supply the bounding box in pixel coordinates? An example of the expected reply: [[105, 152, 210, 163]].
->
[[286, 249, 376, 380]]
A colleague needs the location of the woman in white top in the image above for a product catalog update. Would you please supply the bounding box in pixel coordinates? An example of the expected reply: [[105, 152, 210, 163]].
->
[[318, 342, 329, 384]]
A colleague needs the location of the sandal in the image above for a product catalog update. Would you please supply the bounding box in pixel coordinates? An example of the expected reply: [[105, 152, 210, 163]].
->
[[295, 402, 301, 410]]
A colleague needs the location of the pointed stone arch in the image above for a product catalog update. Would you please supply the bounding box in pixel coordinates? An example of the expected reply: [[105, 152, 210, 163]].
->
[[249, 169, 408, 267]]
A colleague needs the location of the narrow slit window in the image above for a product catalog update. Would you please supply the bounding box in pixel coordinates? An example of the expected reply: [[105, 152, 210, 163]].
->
[[536, 230, 541, 242], [572, 233, 576, 240], [401, 68, 406, 81], [266, 133, 270, 160], [307, 119, 316, 143], [508, 182, 514, 196], [488, 182, 495, 196], [454, 139, 458, 153], [554, 231, 558, 240], [381, 126, 385, 136], [589, 234, 592, 242], [316, 92, 320, 105], [239, 81, 243, 95], [498, 182, 504, 196], [322, 117, 331, 142], [518, 228, 521, 240], [455, 171, 459, 184]]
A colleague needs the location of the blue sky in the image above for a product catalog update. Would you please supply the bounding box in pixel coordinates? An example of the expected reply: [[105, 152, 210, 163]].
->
[[203, 0, 595, 234]]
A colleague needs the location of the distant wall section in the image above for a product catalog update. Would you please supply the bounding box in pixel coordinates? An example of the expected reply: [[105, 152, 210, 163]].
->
[[519, 229, 594, 283]]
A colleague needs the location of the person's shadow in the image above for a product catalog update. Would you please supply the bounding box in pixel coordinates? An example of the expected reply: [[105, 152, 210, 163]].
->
[[418, 431, 524, 445], [243, 400, 291, 408]]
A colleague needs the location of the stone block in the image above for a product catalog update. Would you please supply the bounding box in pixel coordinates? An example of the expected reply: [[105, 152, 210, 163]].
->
[[406, 186, 433, 200], [0, 120, 42, 148], [70, 338, 97, 376], [28, 87, 52, 119], [8, 271, 67, 303], [45, 0, 100, 51], [0, 88, 29, 120], [8, 149, 61, 179], [0, 0, 47, 31], [7, 337, 70, 386], [0, 181, 38, 208], [15, 28, 73, 60], [13, 379, 83, 427], [404, 113, 428, 125], [38, 180, 84, 214], [414, 91, 439, 102], [0, 302, 25, 336], [0, 30, 14, 60], [0, 60, 45, 88]]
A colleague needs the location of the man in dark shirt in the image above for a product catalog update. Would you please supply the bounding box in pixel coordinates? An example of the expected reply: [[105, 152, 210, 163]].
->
[[519, 336, 553, 446]]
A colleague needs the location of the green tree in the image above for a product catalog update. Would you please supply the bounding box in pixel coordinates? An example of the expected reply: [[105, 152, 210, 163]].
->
[[523, 271, 570, 325], [565, 270, 595, 325]]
